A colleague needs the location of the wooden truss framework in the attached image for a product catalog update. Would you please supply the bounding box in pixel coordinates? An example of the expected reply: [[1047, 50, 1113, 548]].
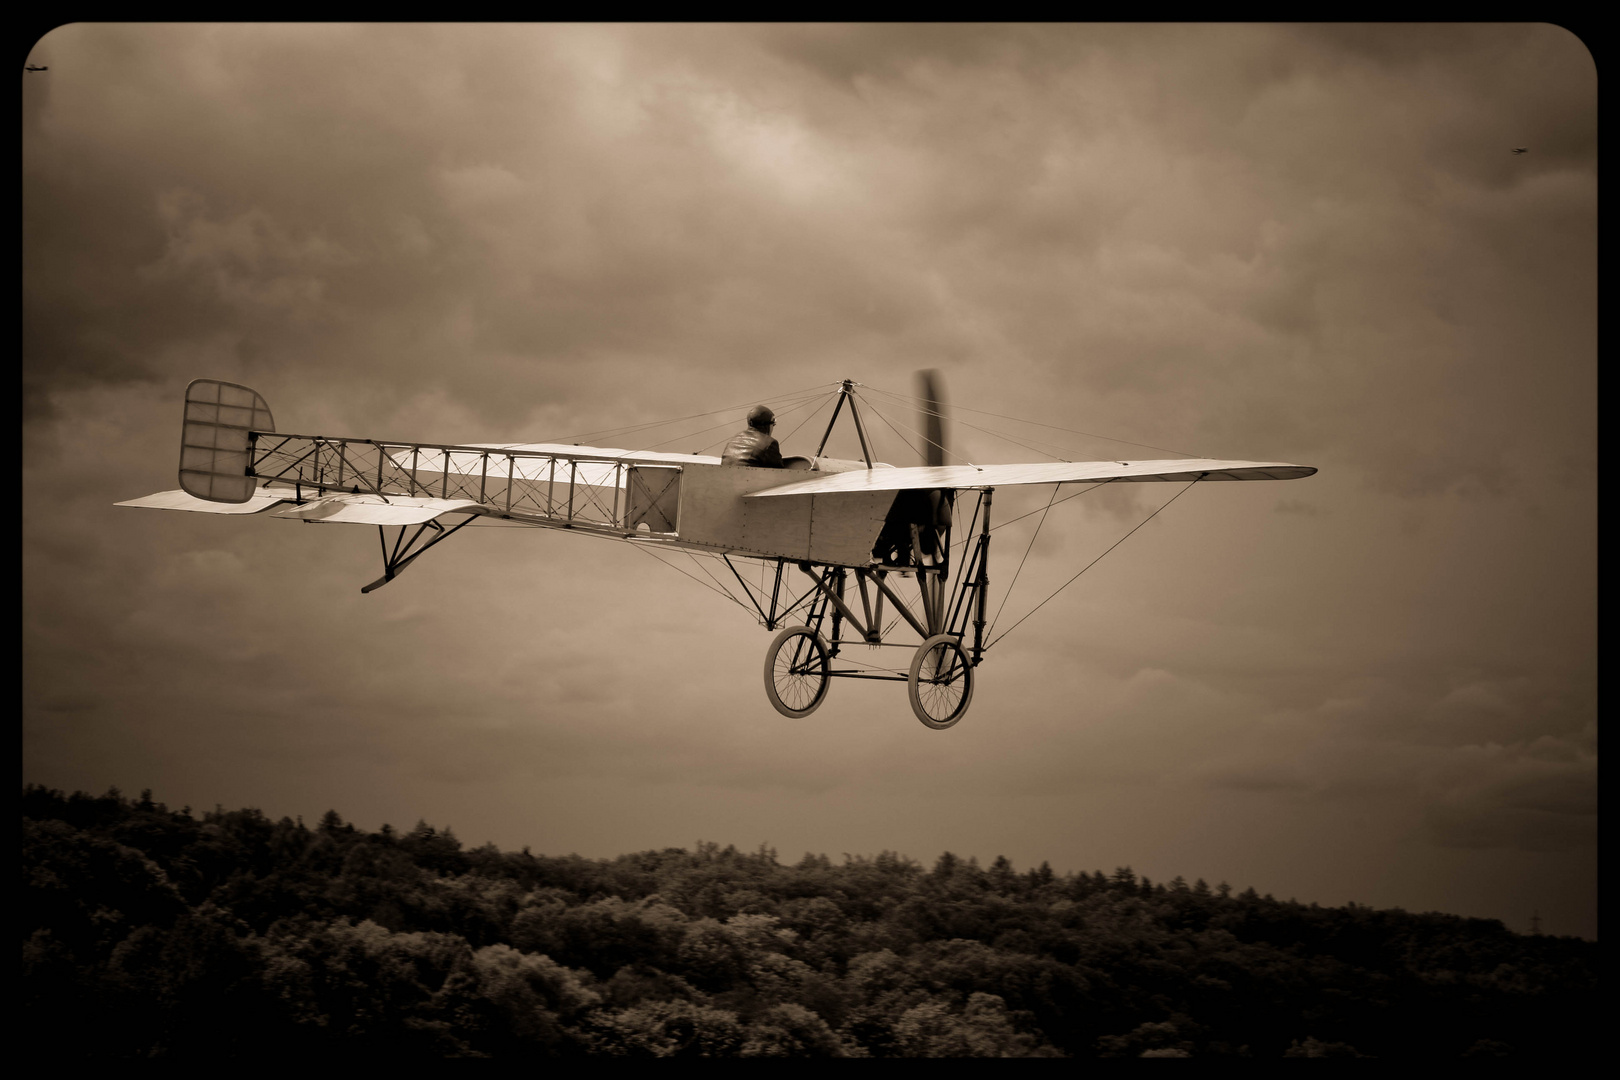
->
[[248, 433, 650, 536]]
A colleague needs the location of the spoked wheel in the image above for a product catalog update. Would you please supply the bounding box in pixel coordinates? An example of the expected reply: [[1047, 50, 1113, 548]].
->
[[908, 634, 975, 729], [764, 626, 832, 718]]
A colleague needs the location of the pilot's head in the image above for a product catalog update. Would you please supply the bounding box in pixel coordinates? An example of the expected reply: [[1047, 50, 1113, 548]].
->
[[747, 405, 775, 432]]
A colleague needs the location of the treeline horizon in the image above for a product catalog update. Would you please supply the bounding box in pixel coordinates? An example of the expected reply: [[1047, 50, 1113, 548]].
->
[[24, 785, 1595, 1058]]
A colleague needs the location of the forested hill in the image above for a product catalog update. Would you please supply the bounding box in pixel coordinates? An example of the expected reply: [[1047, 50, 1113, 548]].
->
[[23, 786, 1595, 1058]]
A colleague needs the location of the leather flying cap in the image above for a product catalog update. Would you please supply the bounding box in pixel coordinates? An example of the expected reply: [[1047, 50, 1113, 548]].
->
[[747, 405, 776, 430]]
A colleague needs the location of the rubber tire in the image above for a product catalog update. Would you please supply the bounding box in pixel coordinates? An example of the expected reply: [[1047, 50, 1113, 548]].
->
[[908, 634, 975, 730], [764, 626, 832, 718]]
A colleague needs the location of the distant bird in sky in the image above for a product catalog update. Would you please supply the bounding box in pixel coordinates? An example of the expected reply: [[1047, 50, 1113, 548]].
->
[[25, 65, 48, 72], [1512, 147, 1528, 154]]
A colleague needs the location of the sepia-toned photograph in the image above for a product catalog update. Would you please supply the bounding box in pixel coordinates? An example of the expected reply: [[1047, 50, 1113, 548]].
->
[[23, 23, 1594, 1057]]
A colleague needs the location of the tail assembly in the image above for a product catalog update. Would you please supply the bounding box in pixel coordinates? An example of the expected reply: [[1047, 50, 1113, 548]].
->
[[178, 379, 274, 503]]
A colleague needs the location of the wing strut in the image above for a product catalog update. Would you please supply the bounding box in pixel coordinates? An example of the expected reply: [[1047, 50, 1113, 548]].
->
[[361, 516, 477, 593]]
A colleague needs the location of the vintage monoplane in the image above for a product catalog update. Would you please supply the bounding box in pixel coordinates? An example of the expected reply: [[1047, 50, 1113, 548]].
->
[[119, 375, 1315, 728]]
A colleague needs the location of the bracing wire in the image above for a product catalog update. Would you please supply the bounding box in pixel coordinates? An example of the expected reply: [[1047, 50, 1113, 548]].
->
[[638, 389, 832, 455], [985, 481, 1066, 639], [775, 391, 840, 449], [626, 542, 750, 611], [857, 381, 1195, 459], [988, 484, 1097, 533], [549, 381, 842, 446], [625, 540, 797, 626], [685, 549, 750, 607], [984, 478, 1200, 651], [856, 384, 1055, 462], [850, 390, 925, 462], [639, 388, 831, 452], [850, 393, 1120, 598], [853, 386, 966, 465], [858, 383, 1076, 464]]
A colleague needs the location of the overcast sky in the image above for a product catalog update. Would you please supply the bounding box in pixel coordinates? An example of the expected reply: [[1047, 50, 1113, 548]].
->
[[23, 23, 1596, 938]]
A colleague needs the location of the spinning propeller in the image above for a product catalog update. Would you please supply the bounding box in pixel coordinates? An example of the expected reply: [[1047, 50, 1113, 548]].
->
[[919, 368, 947, 468], [917, 369, 953, 529]]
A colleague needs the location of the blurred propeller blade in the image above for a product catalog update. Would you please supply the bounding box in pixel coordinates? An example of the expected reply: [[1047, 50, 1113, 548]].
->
[[918, 369, 952, 529], [918, 369, 946, 468]]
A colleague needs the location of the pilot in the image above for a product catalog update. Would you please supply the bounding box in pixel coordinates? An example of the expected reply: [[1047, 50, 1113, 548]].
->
[[721, 405, 786, 468]]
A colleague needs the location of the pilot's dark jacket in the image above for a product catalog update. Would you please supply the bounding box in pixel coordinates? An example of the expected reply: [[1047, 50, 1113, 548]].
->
[[720, 427, 785, 468]]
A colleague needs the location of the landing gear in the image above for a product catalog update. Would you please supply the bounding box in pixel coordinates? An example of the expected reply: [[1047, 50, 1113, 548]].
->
[[749, 487, 994, 729], [908, 634, 974, 729], [764, 626, 832, 718]]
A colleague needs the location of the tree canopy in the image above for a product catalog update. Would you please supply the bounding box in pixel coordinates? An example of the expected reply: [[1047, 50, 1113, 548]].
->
[[21, 785, 1595, 1058]]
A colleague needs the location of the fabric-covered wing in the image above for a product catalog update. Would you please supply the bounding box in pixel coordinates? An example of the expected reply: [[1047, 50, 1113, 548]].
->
[[746, 459, 1316, 498], [117, 487, 296, 515], [268, 493, 484, 525], [118, 487, 483, 525]]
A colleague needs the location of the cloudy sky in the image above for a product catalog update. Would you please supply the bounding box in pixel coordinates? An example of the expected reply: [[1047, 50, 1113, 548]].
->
[[23, 24, 1596, 937]]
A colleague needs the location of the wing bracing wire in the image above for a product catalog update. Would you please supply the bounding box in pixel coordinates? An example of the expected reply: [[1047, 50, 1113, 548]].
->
[[984, 478, 1201, 651], [856, 381, 1196, 460], [548, 381, 842, 448]]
